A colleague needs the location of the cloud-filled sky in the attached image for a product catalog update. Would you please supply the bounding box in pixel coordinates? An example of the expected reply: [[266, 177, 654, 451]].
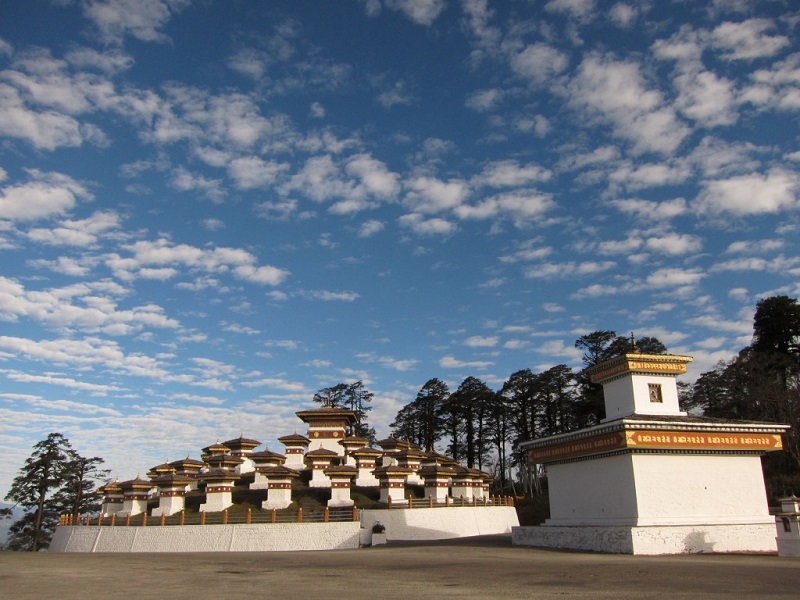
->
[[1, 0, 799, 496]]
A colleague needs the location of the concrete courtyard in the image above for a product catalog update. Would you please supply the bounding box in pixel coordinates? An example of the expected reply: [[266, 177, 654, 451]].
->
[[1, 535, 798, 600]]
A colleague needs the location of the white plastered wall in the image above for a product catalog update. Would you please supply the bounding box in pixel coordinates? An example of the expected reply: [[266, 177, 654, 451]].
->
[[546, 452, 772, 527], [630, 453, 772, 525], [602, 374, 685, 421]]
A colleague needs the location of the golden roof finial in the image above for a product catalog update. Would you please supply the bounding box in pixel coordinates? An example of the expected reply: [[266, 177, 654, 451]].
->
[[631, 331, 639, 353]]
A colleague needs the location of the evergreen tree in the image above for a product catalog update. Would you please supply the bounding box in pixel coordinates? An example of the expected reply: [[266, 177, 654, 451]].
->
[[450, 377, 494, 469], [5, 433, 74, 551], [390, 378, 449, 450], [54, 455, 109, 522], [313, 381, 376, 441]]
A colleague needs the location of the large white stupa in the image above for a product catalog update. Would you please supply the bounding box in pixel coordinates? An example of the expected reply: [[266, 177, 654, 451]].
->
[[512, 351, 789, 554]]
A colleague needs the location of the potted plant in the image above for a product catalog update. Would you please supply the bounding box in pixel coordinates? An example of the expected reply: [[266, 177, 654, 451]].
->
[[371, 521, 386, 545]]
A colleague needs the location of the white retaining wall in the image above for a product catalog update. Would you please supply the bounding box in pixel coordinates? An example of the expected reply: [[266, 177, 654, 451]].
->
[[50, 506, 518, 552], [512, 523, 777, 555], [359, 506, 519, 544], [49, 522, 360, 553]]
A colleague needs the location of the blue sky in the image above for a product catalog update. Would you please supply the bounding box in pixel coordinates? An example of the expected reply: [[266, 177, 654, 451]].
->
[[1, 0, 799, 495]]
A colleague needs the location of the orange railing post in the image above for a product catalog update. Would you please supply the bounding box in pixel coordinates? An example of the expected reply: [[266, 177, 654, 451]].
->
[[271, 509, 277, 524], [160, 513, 166, 526], [428, 495, 433, 508], [179, 511, 185, 526], [222, 510, 228, 525], [125, 514, 131, 526], [200, 512, 206, 525], [352, 505, 358, 522], [111, 513, 116, 527], [246, 508, 252, 524], [445, 496, 450, 507], [387, 496, 392, 510], [141, 513, 147, 526], [297, 508, 303, 523], [324, 507, 329, 523], [408, 496, 412, 509]]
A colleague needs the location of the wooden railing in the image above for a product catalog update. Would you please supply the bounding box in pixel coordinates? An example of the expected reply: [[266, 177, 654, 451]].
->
[[60, 495, 515, 527], [59, 505, 358, 527], [387, 495, 514, 510]]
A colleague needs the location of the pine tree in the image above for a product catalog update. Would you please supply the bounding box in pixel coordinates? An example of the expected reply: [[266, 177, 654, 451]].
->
[[4, 433, 107, 551]]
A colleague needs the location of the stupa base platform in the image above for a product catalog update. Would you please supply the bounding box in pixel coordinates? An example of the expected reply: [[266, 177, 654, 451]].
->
[[512, 522, 777, 555]]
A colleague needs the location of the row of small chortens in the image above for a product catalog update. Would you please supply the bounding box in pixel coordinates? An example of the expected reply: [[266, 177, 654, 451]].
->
[[99, 406, 494, 518]]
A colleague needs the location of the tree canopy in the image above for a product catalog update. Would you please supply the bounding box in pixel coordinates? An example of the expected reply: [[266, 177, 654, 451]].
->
[[391, 329, 668, 493], [4, 433, 107, 551], [313, 380, 376, 441]]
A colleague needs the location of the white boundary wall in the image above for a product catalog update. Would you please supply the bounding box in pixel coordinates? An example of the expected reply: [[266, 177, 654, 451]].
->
[[512, 523, 777, 555], [359, 506, 519, 544], [50, 522, 360, 553], [49, 506, 518, 552]]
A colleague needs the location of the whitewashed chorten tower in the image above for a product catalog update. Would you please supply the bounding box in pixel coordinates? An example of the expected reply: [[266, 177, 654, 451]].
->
[[513, 350, 789, 555]]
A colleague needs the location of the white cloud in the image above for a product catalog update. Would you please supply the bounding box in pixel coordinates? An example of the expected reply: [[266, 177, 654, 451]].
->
[[545, 0, 597, 22], [228, 157, 288, 190], [464, 335, 498, 347], [383, 0, 446, 26], [510, 43, 570, 84], [82, 0, 191, 45], [0, 83, 82, 150], [2, 370, 123, 394], [65, 47, 134, 74], [439, 355, 493, 369], [0, 170, 91, 221], [455, 190, 556, 226], [611, 197, 688, 221], [0, 276, 180, 334], [465, 88, 504, 112], [114, 239, 290, 286], [27, 256, 94, 277], [645, 233, 703, 256], [308, 102, 326, 119], [374, 78, 415, 108], [241, 377, 308, 392], [356, 352, 419, 371], [0, 335, 187, 382], [170, 167, 226, 203], [499, 243, 553, 263], [725, 239, 784, 254], [597, 236, 642, 255], [345, 154, 400, 199], [524, 261, 616, 279], [695, 169, 800, 215], [473, 160, 552, 188], [710, 19, 790, 60], [645, 267, 705, 289], [358, 219, 385, 238], [398, 213, 456, 236], [26, 210, 120, 247], [568, 53, 690, 156], [301, 290, 360, 302], [608, 161, 692, 192], [543, 302, 565, 313], [609, 3, 637, 28], [227, 48, 268, 80], [404, 177, 470, 214]]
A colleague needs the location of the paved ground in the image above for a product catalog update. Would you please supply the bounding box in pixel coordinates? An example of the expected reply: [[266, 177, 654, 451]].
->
[[1, 535, 799, 600]]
